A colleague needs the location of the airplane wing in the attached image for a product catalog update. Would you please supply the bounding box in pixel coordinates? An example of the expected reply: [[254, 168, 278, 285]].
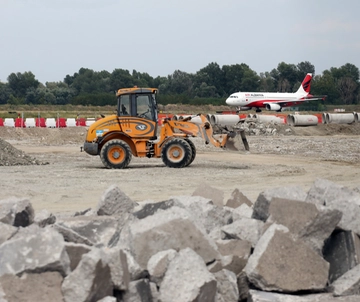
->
[[301, 95, 327, 101]]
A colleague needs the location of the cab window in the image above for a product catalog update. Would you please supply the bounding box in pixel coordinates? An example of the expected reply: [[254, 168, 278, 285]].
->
[[136, 95, 153, 120], [119, 95, 130, 116]]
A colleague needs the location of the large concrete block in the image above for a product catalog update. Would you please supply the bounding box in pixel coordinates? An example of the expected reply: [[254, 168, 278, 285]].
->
[[127, 207, 220, 268], [0, 225, 70, 277], [159, 248, 217, 302], [331, 263, 360, 296], [214, 269, 238, 302], [62, 248, 112, 302], [0, 197, 34, 227], [0, 272, 63, 302], [192, 183, 224, 207], [245, 224, 329, 292], [97, 185, 137, 216], [252, 186, 307, 221], [0, 221, 17, 245], [225, 188, 253, 208], [323, 230, 360, 283]]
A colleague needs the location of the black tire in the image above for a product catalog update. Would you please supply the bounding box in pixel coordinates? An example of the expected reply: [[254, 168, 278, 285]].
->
[[184, 138, 196, 166], [161, 138, 192, 168], [100, 139, 132, 169]]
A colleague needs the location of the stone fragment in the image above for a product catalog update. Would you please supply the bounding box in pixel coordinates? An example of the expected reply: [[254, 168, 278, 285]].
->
[[331, 263, 360, 296], [245, 224, 329, 292], [159, 248, 217, 302], [133, 199, 176, 219], [122, 250, 148, 281], [147, 249, 177, 285], [231, 203, 253, 219], [127, 207, 220, 268], [306, 179, 360, 235], [0, 221, 17, 245], [192, 183, 224, 207], [237, 271, 250, 301], [0, 272, 63, 302], [0, 197, 34, 227], [55, 215, 120, 246], [214, 269, 238, 302], [225, 188, 252, 208], [34, 209, 56, 227], [122, 279, 153, 302], [62, 248, 112, 302], [65, 242, 92, 271], [0, 225, 70, 277], [248, 289, 360, 301], [221, 216, 264, 247], [97, 185, 137, 216], [323, 230, 360, 283], [267, 197, 342, 252], [252, 186, 307, 221]]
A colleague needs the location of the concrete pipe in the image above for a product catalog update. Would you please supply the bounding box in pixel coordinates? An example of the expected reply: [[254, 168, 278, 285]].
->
[[206, 114, 214, 124], [322, 113, 328, 124], [354, 112, 359, 122], [288, 115, 318, 126], [253, 114, 283, 124], [210, 114, 241, 126], [326, 113, 355, 124]]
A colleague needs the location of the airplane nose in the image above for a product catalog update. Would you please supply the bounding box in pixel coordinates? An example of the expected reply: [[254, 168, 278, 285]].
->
[[226, 98, 231, 105]]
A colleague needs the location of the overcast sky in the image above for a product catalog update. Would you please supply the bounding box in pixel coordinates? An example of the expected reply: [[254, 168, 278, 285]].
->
[[1, 0, 359, 84]]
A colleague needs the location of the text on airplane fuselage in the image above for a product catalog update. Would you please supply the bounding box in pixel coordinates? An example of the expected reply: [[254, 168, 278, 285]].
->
[[245, 93, 264, 97]]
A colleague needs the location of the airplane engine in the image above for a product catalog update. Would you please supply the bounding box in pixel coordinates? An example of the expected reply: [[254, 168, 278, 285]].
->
[[265, 103, 281, 111]]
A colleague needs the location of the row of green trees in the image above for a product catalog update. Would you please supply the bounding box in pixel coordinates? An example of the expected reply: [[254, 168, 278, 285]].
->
[[0, 61, 359, 107]]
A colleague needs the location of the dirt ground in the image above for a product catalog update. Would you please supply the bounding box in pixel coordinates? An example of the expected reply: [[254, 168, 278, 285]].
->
[[0, 122, 359, 216]]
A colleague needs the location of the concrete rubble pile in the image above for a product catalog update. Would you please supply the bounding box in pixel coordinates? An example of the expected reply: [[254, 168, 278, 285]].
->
[[1, 179, 360, 301]]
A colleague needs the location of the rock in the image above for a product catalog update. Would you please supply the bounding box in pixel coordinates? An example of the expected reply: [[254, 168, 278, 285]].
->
[[97, 185, 137, 216], [0, 272, 63, 302], [122, 279, 153, 302], [159, 248, 217, 302], [331, 263, 360, 296], [245, 224, 329, 292], [306, 179, 360, 235], [0, 221, 17, 245], [0, 225, 70, 277], [221, 216, 264, 247], [192, 183, 224, 207], [0, 197, 34, 227], [252, 186, 307, 221], [126, 207, 220, 268], [61, 248, 112, 302], [214, 269, 238, 302], [65, 242, 92, 271], [147, 249, 177, 285], [231, 203, 253, 219], [133, 199, 176, 219], [323, 230, 360, 283], [34, 209, 56, 227], [225, 189, 252, 208]]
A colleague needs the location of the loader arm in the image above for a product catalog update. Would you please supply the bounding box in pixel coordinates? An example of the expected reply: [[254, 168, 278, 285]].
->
[[159, 114, 248, 150]]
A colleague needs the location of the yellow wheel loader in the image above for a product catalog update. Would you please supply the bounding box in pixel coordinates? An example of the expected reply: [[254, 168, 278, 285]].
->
[[83, 87, 249, 168]]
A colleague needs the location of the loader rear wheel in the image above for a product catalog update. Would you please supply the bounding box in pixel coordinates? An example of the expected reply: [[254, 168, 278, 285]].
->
[[100, 139, 132, 169], [184, 138, 196, 166], [161, 138, 192, 168]]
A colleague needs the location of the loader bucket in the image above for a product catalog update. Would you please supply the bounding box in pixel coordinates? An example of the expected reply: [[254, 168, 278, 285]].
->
[[225, 130, 249, 151]]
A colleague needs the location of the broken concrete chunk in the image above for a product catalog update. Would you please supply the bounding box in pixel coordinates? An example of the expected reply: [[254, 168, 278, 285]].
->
[[122, 279, 153, 302], [34, 209, 56, 227], [0, 197, 34, 227], [225, 188, 252, 208], [0, 221, 17, 245], [61, 248, 112, 302], [245, 224, 329, 292], [323, 230, 360, 283], [127, 207, 220, 268], [97, 184, 136, 216], [331, 263, 360, 296], [0, 272, 63, 302], [147, 249, 177, 285], [159, 248, 217, 302], [252, 186, 307, 221], [192, 183, 224, 207], [0, 226, 70, 277], [133, 199, 176, 219], [214, 269, 239, 302], [65, 242, 92, 271], [221, 216, 264, 247], [231, 203, 253, 219]]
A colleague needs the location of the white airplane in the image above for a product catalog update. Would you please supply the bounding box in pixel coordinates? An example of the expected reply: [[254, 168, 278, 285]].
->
[[225, 73, 326, 112]]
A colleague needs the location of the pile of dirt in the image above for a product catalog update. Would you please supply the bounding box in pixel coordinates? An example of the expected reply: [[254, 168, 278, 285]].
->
[[0, 138, 47, 166]]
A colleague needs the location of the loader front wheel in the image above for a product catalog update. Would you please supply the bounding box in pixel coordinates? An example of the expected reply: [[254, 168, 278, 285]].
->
[[161, 138, 192, 168], [100, 139, 132, 169], [184, 138, 196, 166]]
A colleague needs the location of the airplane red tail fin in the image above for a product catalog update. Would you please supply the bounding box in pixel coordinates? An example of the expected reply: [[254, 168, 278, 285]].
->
[[301, 73, 312, 94]]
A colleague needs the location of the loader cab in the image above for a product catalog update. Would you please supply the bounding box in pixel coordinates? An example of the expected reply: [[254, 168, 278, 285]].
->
[[117, 87, 158, 123]]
